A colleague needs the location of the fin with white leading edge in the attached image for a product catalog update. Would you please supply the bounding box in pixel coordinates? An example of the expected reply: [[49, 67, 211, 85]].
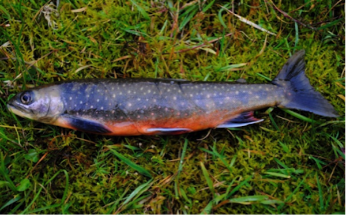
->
[[146, 128, 192, 134], [217, 111, 263, 128], [62, 114, 112, 134]]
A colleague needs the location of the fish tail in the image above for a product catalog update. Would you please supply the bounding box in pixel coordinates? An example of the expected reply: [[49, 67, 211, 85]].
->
[[272, 50, 339, 117]]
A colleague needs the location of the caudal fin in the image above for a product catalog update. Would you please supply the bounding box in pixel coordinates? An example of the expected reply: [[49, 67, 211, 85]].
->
[[272, 50, 339, 117]]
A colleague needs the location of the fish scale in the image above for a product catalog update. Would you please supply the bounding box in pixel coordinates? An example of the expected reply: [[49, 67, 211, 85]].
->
[[7, 50, 338, 135]]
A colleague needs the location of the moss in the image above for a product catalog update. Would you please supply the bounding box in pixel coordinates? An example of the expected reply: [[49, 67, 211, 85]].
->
[[0, 0, 345, 214]]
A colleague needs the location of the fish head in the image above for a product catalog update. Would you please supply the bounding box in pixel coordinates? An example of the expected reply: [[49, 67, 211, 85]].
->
[[7, 86, 64, 123]]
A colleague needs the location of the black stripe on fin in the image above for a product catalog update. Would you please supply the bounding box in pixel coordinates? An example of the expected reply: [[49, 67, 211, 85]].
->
[[273, 50, 339, 117], [217, 111, 263, 128], [62, 114, 111, 134]]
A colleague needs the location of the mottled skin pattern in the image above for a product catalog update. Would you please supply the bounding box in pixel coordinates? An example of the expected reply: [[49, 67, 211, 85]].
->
[[56, 79, 283, 135]]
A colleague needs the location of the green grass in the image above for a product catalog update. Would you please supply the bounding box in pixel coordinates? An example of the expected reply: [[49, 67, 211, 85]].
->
[[0, 0, 345, 214]]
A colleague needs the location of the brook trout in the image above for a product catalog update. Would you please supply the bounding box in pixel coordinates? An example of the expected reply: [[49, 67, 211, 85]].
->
[[7, 50, 338, 135]]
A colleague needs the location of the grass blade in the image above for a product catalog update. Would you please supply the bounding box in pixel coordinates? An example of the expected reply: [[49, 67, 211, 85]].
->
[[227, 176, 252, 199], [317, 18, 343, 30], [316, 175, 324, 211], [218, 4, 229, 28], [202, 0, 215, 13], [24, 170, 69, 213], [179, 5, 198, 31], [0, 5, 11, 20], [122, 179, 153, 205], [256, 73, 272, 81], [200, 200, 213, 214], [263, 171, 290, 179], [278, 174, 308, 211], [0, 195, 22, 212], [294, 22, 299, 52], [200, 162, 215, 197], [129, 0, 150, 20], [110, 148, 152, 178], [178, 139, 189, 173], [281, 108, 318, 123], [229, 195, 268, 204], [0, 152, 16, 191]]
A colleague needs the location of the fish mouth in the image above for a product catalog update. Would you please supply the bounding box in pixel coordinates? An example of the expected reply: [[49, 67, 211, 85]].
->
[[7, 103, 17, 112], [7, 103, 33, 119], [7, 102, 23, 112]]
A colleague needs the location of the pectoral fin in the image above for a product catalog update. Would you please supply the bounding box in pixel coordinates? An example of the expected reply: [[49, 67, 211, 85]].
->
[[217, 111, 263, 128], [61, 114, 111, 134]]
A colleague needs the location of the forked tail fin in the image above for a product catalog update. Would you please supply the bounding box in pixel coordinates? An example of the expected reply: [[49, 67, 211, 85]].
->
[[272, 50, 339, 117]]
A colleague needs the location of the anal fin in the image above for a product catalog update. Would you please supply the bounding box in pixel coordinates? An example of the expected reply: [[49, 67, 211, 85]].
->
[[62, 114, 111, 134], [217, 111, 263, 128]]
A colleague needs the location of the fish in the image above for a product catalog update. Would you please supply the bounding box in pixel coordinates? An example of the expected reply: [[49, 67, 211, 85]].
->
[[7, 50, 338, 135]]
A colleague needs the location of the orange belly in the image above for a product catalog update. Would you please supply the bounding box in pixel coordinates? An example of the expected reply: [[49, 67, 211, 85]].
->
[[105, 110, 240, 135]]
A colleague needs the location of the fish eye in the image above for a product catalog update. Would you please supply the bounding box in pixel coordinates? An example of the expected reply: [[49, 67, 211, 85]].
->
[[20, 92, 32, 104]]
